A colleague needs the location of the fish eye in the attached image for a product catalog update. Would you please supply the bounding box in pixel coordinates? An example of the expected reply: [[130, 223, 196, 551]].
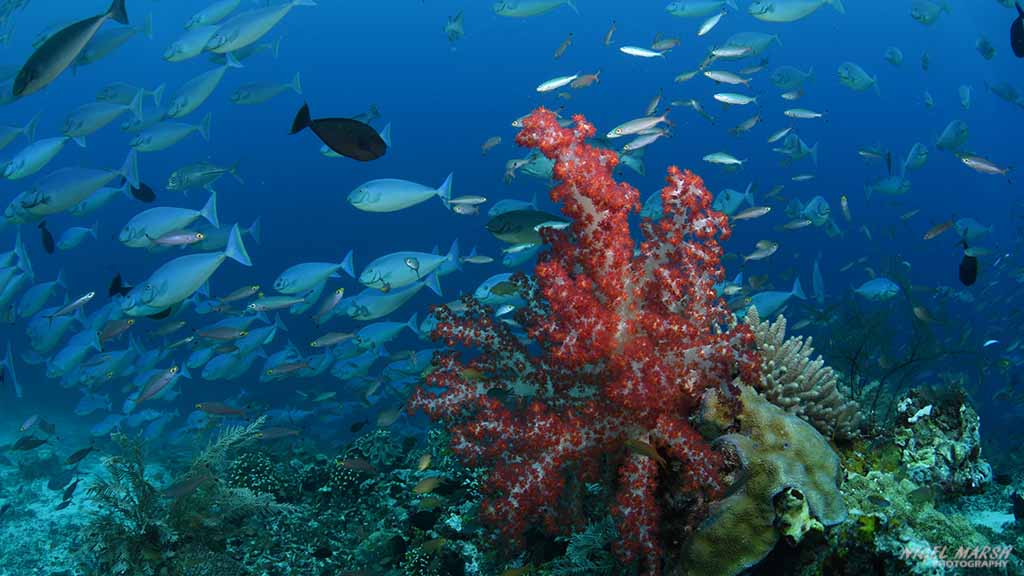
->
[[170, 366, 178, 373], [266, 369, 274, 376], [195, 232, 205, 240]]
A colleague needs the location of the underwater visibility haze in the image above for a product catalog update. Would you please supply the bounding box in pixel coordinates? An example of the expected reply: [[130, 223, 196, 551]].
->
[[1, 0, 1024, 574]]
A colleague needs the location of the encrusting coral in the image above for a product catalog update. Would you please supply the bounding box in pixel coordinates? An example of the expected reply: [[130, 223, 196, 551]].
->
[[679, 384, 847, 576], [746, 306, 861, 440]]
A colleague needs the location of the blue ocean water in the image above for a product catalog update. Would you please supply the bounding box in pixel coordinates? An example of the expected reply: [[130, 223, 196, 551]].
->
[[0, 0, 1021, 573]]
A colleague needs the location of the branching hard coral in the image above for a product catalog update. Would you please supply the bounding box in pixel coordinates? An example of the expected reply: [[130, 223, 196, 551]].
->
[[746, 307, 860, 440]]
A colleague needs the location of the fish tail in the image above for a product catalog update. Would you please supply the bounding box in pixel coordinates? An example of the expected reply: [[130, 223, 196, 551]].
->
[[150, 83, 165, 107], [291, 72, 302, 95], [437, 172, 453, 209], [828, 0, 845, 14], [273, 313, 289, 333], [810, 142, 819, 167], [2, 341, 21, 399], [725, 0, 738, 10], [107, 0, 129, 25], [224, 224, 252, 267], [406, 313, 420, 338], [339, 250, 356, 276], [141, 12, 153, 39], [119, 150, 140, 189], [446, 239, 460, 269], [90, 222, 99, 239], [791, 277, 806, 300], [247, 217, 262, 245], [425, 272, 443, 297], [129, 89, 144, 122], [379, 122, 392, 148], [198, 112, 212, 141], [22, 113, 39, 143], [225, 52, 244, 69], [55, 268, 66, 289], [565, 0, 579, 15], [290, 103, 312, 134], [228, 159, 245, 184], [201, 191, 220, 228], [15, 228, 33, 280]]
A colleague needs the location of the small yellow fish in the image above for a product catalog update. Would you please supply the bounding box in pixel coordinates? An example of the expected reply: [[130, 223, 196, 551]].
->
[[417, 453, 432, 472], [413, 476, 442, 494], [624, 438, 667, 466]]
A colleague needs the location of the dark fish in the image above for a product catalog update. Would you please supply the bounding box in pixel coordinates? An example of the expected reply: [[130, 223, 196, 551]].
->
[[867, 494, 891, 507], [147, 307, 174, 320], [1013, 492, 1024, 521], [54, 499, 72, 511], [130, 181, 156, 203], [1013, 1, 1024, 58], [108, 273, 132, 297], [349, 419, 368, 433], [38, 419, 56, 436], [10, 436, 47, 451], [13, 0, 129, 98], [0, 502, 10, 519], [38, 221, 54, 254], [289, 102, 386, 162], [959, 240, 978, 286], [65, 446, 95, 466], [885, 150, 892, 177], [62, 478, 80, 501], [47, 468, 76, 491]]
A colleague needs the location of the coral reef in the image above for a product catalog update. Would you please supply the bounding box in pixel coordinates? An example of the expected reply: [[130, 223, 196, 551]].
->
[[412, 107, 759, 573], [680, 384, 847, 576], [893, 387, 992, 495], [746, 307, 861, 440]]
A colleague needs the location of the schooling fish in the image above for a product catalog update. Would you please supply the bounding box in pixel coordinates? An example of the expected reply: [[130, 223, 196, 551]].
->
[[13, 0, 129, 98], [290, 102, 386, 162]]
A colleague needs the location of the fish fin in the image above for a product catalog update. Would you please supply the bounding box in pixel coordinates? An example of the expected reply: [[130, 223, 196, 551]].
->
[[150, 84, 165, 108], [70, 136, 86, 148], [22, 113, 39, 143], [198, 113, 212, 141], [810, 142, 819, 167], [274, 313, 289, 333], [725, 0, 738, 9], [340, 250, 355, 278], [247, 217, 262, 245], [107, 0, 129, 25], [291, 72, 302, 95], [179, 365, 192, 380], [255, 311, 270, 325], [224, 52, 244, 69], [228, 159, 244, 184], [293, 0, 318, 5], [565, 0, 579, 15], [15, 229, 33, 280], [743, 181, 755, 206], [425, 272, 442, 297], [406, 313, 420, 337], [379, 122, 392, 149], [872, 77, 880, 97], [446, 239, 460, 269], [201, 191, 219, 228], [272, 36, 284, 59], [2, 341, 21, 398], [437, 172, 453, 209], [141, 12, 153, 39], [828, 0, 845, 14], [225, 224, 252, 267], [290, 103, 311, 134], [791, 277, 806, 300], [55, 268, 66, 289], [129, 89, 144, 122]]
